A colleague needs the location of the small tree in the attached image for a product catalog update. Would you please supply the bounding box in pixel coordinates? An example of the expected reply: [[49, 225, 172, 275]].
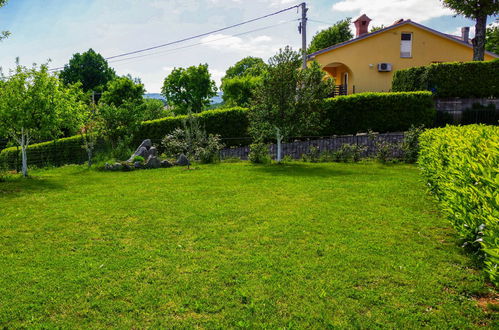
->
[[161, 64, 217, 114], [249, 47, 334, 162], [442, 0, 499, 61], [0, 63, 84, 176], [79, 99, 99, 168], [485, 21, 499, 54], [308, 18, 352, 54], [100, 76, 145, 107], [97, 101, 142, 149], [221, 76, 262, 107]]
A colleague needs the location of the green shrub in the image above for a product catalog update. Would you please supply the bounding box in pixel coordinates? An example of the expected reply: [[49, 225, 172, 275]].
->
[[249, 141, 270, 164], [321, 92, 436, 135], [333, 144, 366, 162], [402, 125, 425, 163], [133, 155, 145, 163], [392, 60, 499, 98], [418, 125, 499, 285]]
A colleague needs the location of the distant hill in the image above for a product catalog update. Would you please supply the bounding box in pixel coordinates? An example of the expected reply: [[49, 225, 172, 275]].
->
[[144, 92, 223, 105]]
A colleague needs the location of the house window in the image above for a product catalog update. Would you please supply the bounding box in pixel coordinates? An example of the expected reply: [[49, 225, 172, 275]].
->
[[400, 33, 412, 58]]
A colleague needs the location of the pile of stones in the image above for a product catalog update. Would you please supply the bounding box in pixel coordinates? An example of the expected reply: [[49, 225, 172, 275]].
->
[[105, 139, 190, 171]]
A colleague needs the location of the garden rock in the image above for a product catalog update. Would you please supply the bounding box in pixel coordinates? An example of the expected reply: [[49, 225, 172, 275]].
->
[[176, 154, 190, 166], [128, 139, 152, 162], [134, 161, 143, 169], [146, 156, 161, 169], [112, 163, 123, 171], [161, 160, 173, 168]]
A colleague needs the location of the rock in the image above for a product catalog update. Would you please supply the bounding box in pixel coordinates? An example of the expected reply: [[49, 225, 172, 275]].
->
[[149, 146, 158, 157], [112, 163, 123, 171], [160, 160, 173, 168], [176, 154, 190, 166], [134, 161, 143, 169], [146, 156, 161, 169], [128, 139, 152, 162], [122, 162, 134, 171]]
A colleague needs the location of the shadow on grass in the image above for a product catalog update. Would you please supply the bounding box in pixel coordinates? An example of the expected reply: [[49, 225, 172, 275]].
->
[[250, 162, 354, 178], [0, 176, 65, 198]]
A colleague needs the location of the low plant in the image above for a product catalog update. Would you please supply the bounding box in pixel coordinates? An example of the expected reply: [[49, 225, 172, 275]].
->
[[402, 125, 425, 163], [301, 145, 321, 163], [368, 131, 400, 163], [333, 144, 366, 162], [133, 155, 145, 163], [248, 141, 270, 164]]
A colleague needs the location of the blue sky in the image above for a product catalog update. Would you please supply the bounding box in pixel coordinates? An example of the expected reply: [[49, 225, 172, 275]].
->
[[0, 0, 494, 92]]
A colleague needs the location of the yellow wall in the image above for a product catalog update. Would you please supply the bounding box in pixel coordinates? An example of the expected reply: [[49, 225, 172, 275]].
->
[[311, 23, 498, 94]]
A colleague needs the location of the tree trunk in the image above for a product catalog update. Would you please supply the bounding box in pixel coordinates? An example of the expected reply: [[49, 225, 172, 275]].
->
[[275, 128, 282, 162], [87, 148, 93, 168], [473, 14, 487, 61], [21, 129, 28, 177]]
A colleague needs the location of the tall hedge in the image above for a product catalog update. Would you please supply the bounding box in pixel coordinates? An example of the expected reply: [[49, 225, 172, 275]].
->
[[392, 60, 499, 98], [419, 125, 499, 285], [321, 92, 436, 135]]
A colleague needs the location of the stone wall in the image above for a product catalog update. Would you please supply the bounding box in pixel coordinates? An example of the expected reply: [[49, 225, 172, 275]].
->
[[435, 98, 499, 123]]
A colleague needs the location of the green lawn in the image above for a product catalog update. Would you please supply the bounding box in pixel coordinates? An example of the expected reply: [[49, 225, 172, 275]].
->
[[0, 162, 496, 328]]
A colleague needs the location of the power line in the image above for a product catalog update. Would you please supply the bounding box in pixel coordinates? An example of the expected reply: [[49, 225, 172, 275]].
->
[[107, 19, 300, 66], [48, 3, 304, 72]]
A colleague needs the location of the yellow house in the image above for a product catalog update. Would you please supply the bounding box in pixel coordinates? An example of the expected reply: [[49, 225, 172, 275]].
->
[[308, 15, 498, 95]]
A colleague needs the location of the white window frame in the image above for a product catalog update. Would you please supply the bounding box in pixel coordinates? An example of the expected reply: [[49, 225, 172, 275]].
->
[[400, 32, 413, 58]]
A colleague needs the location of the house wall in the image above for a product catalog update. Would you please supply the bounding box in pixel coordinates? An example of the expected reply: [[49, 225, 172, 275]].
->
[[312, 23, 497, 94]]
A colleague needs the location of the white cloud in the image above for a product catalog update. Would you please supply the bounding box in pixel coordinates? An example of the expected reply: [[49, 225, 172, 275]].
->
[[209, 68, 226, 87], [332, 0, 454, 26], [200, 34, 278, 56]]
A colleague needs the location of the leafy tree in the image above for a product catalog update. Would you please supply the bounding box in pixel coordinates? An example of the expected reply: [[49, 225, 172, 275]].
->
[[0, 0, 9, 41], [222, 57, 267, 80], [370, 25, 385, 32], [221, 76, 262, 107], [308, 18, 353, 54], [249, 47, 334, 162], [485, 21, 499, 54], [161, 64, 217, 115], [441, 0, 499, 60], [97, 101, 142, 149], [99, 76, 145, 107], [141, 98, 171, 121], [79, 100, 99, 168], [59, 48, 116, 92], [0, 63, 85, 176]]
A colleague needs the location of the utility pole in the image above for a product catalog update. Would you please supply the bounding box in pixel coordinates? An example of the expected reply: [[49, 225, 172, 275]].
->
[[298, 2, 308, 69]]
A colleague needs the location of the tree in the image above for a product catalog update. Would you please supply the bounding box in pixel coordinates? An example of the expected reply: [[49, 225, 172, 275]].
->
[[221, 57, 267, 107], [308, 18, 353, 54], [249, 47, 334, 162], [370, 25, 385, 32], [97, 101, 142, 149], [485, 21, 499, 54], [141, 98, 171, 121], [0, 63, 84, 176], [0, 0, 10, 41], [161, 64, 217, 115], [222, 57, 267, 80], [59, 49, 116, 92], [99, 76, 145, 107], [442, 0, 499, 61]]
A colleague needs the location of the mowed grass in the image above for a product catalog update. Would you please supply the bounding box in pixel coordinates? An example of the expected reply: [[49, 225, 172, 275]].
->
[[0, 162, 496, 328]]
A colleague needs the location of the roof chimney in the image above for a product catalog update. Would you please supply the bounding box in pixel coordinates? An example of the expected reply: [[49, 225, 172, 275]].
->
[[354, 14, 372, 38], [461, 27, 470, 43]]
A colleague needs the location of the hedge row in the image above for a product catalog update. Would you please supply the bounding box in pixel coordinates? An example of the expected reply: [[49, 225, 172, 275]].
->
[[321, 92, 436, 135], [1, 93, 435, 169], [392, 60, 499, 98], [418, 125, 499, 285]]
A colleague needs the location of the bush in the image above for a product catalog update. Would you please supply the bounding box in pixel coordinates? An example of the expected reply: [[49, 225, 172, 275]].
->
[[248, 141, 270, 164], [402, 125, 425, 163], [392, 60, 499, 98], [321, 92, 436, 135], [418, 125, 499, 285]]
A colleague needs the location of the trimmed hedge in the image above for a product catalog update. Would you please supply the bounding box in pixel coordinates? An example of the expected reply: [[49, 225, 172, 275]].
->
[[135, 107, 249, 146], [392, 60, 499, 98], [321, 92, 436, 135], [419, 125, 499, 285]]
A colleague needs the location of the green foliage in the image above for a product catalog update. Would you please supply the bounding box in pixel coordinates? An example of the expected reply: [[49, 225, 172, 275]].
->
[[0, 0, 9, 41], [141, 98, 170, 121], [137, 107, 249, 147], [161, 64, 217, 114], [222, 57, 267, 80], [368, 131, 399, 163], [59, 49, 116, 92], [418, 125, 499, 285], [250, 47, 334, 161], [248, 141, 270, 164], [132, 155, 145, 163], [392, 60, 499, 97], [97, 102, 142, 148], [370, 25, 385, 32], [221, 75, 262, 107], [402, 125, 425, 163], [322, 92, 436, 135], [161, 113, 224, 164], [486, 22, 499, 54], [99, 76, 145, 107], [461, 103, 499, 125], [308, 18, 353, 53]]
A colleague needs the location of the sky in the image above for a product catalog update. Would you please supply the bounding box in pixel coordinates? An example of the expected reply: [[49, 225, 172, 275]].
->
[[0, 0, 496, 93]]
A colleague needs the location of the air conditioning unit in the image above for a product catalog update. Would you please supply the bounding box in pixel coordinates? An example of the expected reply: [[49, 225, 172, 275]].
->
[[378, 63, 392, 72]]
